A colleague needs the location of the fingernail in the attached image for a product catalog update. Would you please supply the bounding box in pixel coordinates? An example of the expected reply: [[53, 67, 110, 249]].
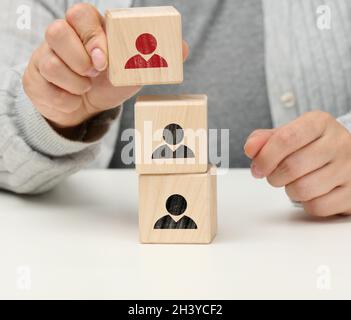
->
[[251, 163, 265, 179], [91, 48, 107, 71], [243, 147, 253, 160], [244, 136, 258, 158], [85, 68, 100, 78]]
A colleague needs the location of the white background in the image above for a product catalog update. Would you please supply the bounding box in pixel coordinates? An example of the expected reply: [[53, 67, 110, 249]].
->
[[0, 169, 350, 299]]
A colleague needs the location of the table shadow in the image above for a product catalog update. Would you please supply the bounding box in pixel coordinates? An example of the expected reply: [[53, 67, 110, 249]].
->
[[15, 180, 138, 228], [268, 207, 351, 226]]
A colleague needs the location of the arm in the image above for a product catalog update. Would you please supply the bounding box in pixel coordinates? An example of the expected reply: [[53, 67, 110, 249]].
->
[[1, 1, 188, 194], [0, 1, 139, 194]]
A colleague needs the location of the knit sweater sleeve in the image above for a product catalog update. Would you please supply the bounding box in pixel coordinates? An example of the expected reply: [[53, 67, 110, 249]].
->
[[0, 0, 119, 194]]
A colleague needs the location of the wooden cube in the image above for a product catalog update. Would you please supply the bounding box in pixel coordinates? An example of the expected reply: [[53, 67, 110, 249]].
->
[[106, 6, 183, 86], [139, 166, 217, 244], [135, 95, 208, 174]]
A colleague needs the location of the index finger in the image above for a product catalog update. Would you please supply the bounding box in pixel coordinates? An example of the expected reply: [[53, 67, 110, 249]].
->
[[66, 3, 108, 70], [252, 112, 329, 177]]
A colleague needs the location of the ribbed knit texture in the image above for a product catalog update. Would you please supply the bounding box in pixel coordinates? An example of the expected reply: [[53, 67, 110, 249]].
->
[[263, 0, 351, 127]]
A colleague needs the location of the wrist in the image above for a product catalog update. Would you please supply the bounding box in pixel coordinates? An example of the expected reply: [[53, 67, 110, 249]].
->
[[45, 106, 104, 140], [47, 118, 89, 141], [45, 106, 120, 142]]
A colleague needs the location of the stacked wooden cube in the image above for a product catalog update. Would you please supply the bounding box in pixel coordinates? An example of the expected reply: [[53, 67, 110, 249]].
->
[[106, 6, 217, 244]]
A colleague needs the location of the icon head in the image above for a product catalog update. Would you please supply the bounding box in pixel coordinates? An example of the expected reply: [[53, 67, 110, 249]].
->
[[135, 33, 157, 55], [163, 123, 184, 145], [166, 194, 187, 216]]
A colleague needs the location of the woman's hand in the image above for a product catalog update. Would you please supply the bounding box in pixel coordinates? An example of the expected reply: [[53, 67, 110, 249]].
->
[[23, 3, 189, 129], [244, 111, 351, 217]]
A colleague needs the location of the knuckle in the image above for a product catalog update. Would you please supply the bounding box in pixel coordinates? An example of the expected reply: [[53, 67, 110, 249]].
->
[[41, 55, 61, 77], [249, 129, 261, 137], [66, 3, 89, 22], [315, 110, 331, 121], [268, 154, 303, 188], [276, 127, 297, 145], [309, 110, 332, 127], [22, 68, 30, 92], [303, 200, 326, 217], [286, 180, 311, 201], [53, 91, 70, 107], [45, 20, 68, 42], [81, 30, 99, 46], [22, 70, 37, 102], [293, 180, 309, 200], [279, 157, 298, 179], [66, 3, 97, 27], [52, 96, 64, 107], [73, 86, 89, 96], [66, 4, 101, 46], [266, 175, 282, 188], [76, 64, 91, 77], [285, 185, 294, 199]]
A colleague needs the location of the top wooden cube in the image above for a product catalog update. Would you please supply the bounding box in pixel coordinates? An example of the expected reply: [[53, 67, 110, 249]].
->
[[106, 6, 183, 87]]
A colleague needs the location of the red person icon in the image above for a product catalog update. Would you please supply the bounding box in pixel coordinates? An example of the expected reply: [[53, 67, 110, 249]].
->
[[125, 33, 168, 69]]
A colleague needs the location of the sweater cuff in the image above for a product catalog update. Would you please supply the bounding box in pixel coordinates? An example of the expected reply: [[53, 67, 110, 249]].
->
[[337, 113, 351, 133], [14, 78, 119, 157]]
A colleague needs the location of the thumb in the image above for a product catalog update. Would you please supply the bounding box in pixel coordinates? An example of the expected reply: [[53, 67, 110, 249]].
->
[[244, 129, 276, 159], [66, 3, 108, 72], [182, 40, 190, 61]]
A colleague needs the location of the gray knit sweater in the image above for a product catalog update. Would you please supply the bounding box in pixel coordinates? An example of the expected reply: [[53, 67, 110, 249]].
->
[[1, 0, 351, 194]]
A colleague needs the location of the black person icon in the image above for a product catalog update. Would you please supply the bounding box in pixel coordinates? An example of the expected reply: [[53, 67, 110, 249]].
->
[[152, 123, 195, 159], [154, 194, 198, 229]]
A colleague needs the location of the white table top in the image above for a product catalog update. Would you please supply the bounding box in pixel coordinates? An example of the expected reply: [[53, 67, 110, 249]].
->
[[0, 169, 350, 300]]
